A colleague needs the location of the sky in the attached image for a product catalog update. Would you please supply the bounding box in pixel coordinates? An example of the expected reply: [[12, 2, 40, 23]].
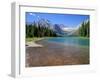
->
[[26, 12, 89, 28]]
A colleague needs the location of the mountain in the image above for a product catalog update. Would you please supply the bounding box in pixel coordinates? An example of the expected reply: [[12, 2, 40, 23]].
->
[[26, 19, 64, 36], [38, 19, 52, 28], [53, 24, 64, 35], [26, 18, 89, 37], [64, 19, 90, 36], [26, 19, 77, 37], [61, 27, 78, 36]]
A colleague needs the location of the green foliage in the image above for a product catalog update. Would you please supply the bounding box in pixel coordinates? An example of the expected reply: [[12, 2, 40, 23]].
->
[[79, 21, 90, 37], [26, 24, 57, 38]]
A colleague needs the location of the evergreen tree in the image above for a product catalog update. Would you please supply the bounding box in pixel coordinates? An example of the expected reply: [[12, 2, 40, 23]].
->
[[79, 21, 90, 37], [26, 23, 58, 38]]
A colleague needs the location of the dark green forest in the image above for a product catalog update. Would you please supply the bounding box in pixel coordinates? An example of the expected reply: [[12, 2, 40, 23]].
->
[[78, 21, 90, 37], [26, 24, 57, 38]]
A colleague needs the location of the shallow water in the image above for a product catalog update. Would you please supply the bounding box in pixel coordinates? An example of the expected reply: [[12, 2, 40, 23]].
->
[[26, 37, 89, 67]]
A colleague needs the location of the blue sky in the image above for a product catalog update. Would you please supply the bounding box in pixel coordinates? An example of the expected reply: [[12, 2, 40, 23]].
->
[[26, 12, 89, 28]]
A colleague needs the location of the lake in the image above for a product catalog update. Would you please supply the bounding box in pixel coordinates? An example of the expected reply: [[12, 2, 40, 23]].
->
[[26, 37, 89, 67], [45, 37, 89, 47]]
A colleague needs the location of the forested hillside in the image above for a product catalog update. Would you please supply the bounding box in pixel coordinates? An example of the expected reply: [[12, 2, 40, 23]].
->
[[26, 24, 57, 38], [78, 21, 90, 37], [26, 19, 90, 38]]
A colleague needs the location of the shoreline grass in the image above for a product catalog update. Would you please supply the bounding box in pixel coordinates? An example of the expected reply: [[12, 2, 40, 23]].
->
[[26, 37, 57, 42], [78, 36, 89, 39], [26, 37, 44, 42]]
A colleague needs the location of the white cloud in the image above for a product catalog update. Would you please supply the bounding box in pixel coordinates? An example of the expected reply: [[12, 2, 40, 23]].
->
[[62, 27, 69, 31], [62, 27, 76, 31], [37, 16, 40, 18], [29, 13, 36, 16]]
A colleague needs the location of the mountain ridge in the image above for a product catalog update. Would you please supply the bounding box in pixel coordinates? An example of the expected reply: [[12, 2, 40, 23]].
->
[[26, 18, 89, 37]]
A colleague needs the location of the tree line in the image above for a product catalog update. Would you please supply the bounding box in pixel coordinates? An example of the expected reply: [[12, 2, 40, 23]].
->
[[26, 20, 90, 38], [26, 24, 57, 38], [78, 21, 90, 37]]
